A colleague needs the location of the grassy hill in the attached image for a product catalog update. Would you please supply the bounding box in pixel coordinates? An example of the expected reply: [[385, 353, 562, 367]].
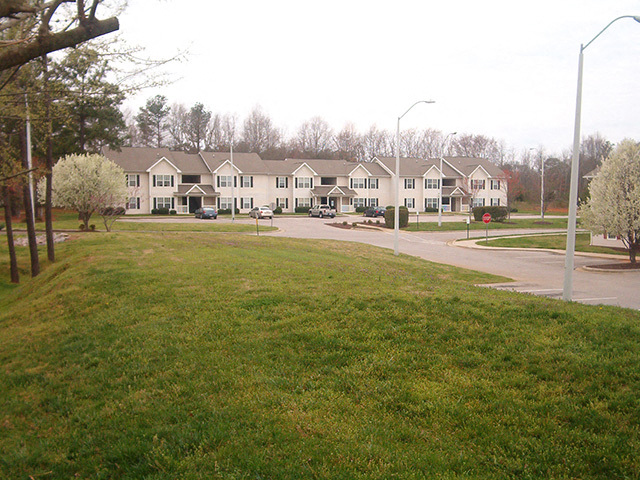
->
[[1, 232, 639, 479]]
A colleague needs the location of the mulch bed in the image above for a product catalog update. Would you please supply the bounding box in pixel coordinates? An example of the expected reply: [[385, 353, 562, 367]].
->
[[586, 262, 640, 271]]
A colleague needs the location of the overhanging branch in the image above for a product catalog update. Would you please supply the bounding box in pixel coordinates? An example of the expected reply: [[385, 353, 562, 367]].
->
[[0, 16, 119, 71]]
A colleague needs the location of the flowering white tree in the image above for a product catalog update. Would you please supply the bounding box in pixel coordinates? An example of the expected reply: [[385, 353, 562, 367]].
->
[[41, 153, 127, 230], [580, 139, 640, 263]]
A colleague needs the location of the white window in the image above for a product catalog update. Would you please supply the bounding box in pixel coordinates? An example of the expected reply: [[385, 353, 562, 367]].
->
[[368, 198, 378, 206], [296, 197, 311, 208], [368, 178, 379, 189], [128, 197, 140, 210], [425, 178, 440, 189], [404, 178, 415, 189], [491, 179, 501, 190], [219, 197, 233, 210], [156, 197, 172, 209], [353, 198, 366, 208], [472, 198, 485, 208], [425, 198, 438, 209], [241, 176, 253, 188], [296, 177, 312, 188], [404, 198, 415, 209], [127, 174, 139, 187], [491, 198, 501, 206], [351, 178, 366, 189], [154, 174, 173, 187], [276, 177, 288, 188], [241, 197, 253, 209], [218, 175, 233, 187], [276, 198, 289, 209], [471, 179, 486, 190]]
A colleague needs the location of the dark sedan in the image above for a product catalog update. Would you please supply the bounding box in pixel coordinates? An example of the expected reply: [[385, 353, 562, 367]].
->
[[363, 206, 386, 217], [195, 207, 218, 219]]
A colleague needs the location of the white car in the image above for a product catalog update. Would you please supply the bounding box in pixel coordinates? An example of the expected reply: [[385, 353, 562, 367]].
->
[[249, 206, 273, 219]]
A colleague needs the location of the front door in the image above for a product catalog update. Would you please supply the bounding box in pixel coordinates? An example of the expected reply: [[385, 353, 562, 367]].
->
[[189, 196, 202, 213]]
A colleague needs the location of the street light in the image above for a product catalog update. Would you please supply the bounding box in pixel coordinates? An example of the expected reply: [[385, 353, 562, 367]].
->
[[529, 147, 546, 219], [395, 100, 435, 256], [563, 15, 640, 301], [438, 132, 456, 227]]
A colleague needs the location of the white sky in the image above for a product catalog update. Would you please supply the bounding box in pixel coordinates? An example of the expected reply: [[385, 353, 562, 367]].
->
[[117, 0, 640, 157]]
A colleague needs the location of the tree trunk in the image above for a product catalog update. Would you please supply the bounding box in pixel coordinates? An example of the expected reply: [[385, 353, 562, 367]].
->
[[2, 185, 19, 284], [21, 125, 39, 277], [42, 54, 55, 262]]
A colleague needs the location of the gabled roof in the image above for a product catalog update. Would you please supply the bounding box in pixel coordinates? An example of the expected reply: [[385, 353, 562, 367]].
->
[[292, 162, 319, 176], [444, 156, 504, 178], [265, 158, 389, 177], [103, 147, 212, 174], [200, 152, 268, 175], [310, 185, 357, 197], [375, 156, 460, 178], [147, 156, 180, 173], [211, 159, 243, 175]]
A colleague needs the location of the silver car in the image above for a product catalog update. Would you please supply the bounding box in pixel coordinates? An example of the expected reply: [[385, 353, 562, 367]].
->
[[249, 206, 273, 219]]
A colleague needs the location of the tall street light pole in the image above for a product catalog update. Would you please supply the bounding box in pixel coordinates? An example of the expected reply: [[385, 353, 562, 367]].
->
[[438, 132, 456, 227], [395, 100, 435, 256], [563, 15, 640, 301]]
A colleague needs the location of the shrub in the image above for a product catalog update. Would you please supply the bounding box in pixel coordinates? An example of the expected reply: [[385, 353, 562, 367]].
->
[[472, 206, 508, 223], [424, 207, 438, 213], [218, 208, 240, 215], [0, 223, 4, 231], [376, 220, 380, 225], [79, 224, 85, 231], [342, 221, 347, 226], [355, 206, 367, 213], [89, 224, 96, 231], [384, 206, 409, 228], [295, 206, 311, 214], [510, 207, 518, 213], [151, 208, 158, 215], [352, 221, 358, 227], [169, 209, 177, 215], [274, 206, 283, 214]]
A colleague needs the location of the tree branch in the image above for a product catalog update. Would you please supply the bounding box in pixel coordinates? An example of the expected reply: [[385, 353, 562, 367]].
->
[[0, 16, 119, 71]]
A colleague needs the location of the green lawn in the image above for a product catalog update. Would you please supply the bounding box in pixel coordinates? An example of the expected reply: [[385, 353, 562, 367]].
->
[[1, 233, 639, 479], [405, 217, 568, 232], [481, 233, 627, 256], [19, 211, 277, 233]]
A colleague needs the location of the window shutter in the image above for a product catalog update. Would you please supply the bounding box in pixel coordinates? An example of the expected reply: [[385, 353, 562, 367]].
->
[[153, 198, 157, 209], [171, 198, 175, 209], [234, 176, 237, 187], [217, 197, 220, 208], [286, 177, 289, 188], [217, 176, 220, 187], [251, 198, 254, 208], [310, 178, 313, 189], [295, 178, 298, 188], [350, 178, 353, 189], [136, 175, 140, 187], [286, 198, 289, 209], [137, 198, 140, 209], [250, 176, 253, 188], [171, 176, 174, 187], [295, 198, 298, 208], [153, 176, 156, 187]]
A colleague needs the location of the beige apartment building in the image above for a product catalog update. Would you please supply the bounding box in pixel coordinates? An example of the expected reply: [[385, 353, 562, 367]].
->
[[103, 147, 507, 215]]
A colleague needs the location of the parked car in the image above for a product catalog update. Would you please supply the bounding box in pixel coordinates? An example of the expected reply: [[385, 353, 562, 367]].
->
[[308, 204, 336, 218], [195, 207, 217, 219], [363, 206, 386, 217], [249, 206, 273, 219]]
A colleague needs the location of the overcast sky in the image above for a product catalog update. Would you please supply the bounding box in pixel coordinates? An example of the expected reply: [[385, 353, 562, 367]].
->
[[118, 0, 640, 157]]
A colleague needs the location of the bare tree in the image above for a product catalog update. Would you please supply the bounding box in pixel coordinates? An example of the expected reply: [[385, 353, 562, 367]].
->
[[333, 122, 363, 161], [242, 106, 281, 155], [296, 116, 333, 157], [361, 124, 393, 160], [167, 102, 188, 150]]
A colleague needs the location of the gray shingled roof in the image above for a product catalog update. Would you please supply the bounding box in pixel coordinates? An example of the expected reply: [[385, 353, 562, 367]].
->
[[310, 186, 357, 197], [200, 152, 269, 174], [444, 156, 504, 177], [102, 147, 211, 174], [176, 184, 218, 196]]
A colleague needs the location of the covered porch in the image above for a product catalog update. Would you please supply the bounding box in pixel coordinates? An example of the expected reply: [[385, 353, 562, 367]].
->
[[310, 185, 357, 213], [174, 184, 219, 214], [442, 186, 470, 213]]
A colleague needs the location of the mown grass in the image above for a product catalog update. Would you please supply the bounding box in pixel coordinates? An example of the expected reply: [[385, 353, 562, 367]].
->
[[4, 211, 276, 234], [405, 217, 568, 232], [482, 233, 627, 256], [1, 233, 639, 479]]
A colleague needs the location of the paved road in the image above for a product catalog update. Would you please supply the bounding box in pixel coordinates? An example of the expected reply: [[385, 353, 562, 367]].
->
[[253, 215, 639, 310]]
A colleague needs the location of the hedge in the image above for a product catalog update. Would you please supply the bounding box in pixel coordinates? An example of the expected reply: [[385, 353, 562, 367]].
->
[[472, 206, 508, 223], [295, 206, 311, 213]]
